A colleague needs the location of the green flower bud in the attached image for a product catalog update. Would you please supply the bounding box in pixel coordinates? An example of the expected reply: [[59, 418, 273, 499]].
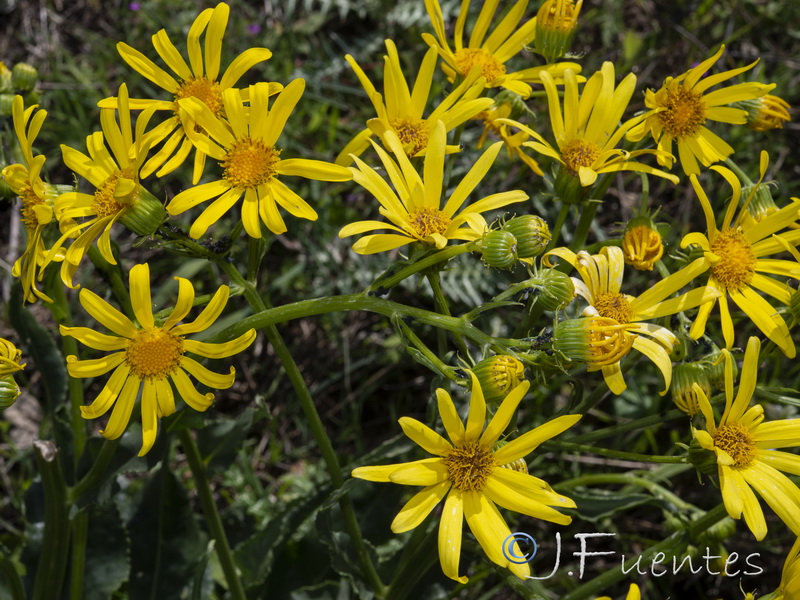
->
[[554, 317, 634, 369], [504, 215, 551, 258], [688, 436, 718, 476], [672, 363, 711, 416], [535, 0, 583, 63], [11, 62, 38, 92], [481, 230, 518, 269], [0, 93, 14, 117], [0, 62, 11, 93], [473, 355, 525, 404], [0, 376, 20, 410], [22, 90, 39, 107], [528, 268, 575, 311], [119, 186, 167, 236], [734, 94, 791, 131]]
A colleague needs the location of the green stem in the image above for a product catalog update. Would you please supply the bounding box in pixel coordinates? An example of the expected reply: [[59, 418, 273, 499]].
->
[[218, 262, 386, 596], [385, 523, 439, 600], [369, 245, 472, 293], [68, 439, 119, 502], [69, 510, 89, 600], [638, 172, 650, 214], [567, 408, 689, 444], [427, 272, 470, 359], [570, 201, 599, 252], [543, 440, 687, 464], [555, 473, 695, 511], [547, 203, 570, 250], [32, 441, 70, 600], [395, 318, 463, 383], [178, 430, 246, 600]]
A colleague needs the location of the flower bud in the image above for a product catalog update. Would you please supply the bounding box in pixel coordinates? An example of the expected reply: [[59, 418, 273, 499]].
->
[[0, 93, 13, 117], [622, 216, 663, 271], [118, 186, 167, 236], [0, 376, 20, 410], [671, 363, 711, 416], [480, 230, 518, 269], [702, 346, 738, 391], [736, 94, 791, 131], [504, 215, 551, 258], [472, 356, 525, 404], [0, 62, 11, 93], [554, 316, 634, 370], [11, 62, 38, 92], [493, 440, 528, 474], [529, 268, 575, 311], [535, 0, 583, 63]]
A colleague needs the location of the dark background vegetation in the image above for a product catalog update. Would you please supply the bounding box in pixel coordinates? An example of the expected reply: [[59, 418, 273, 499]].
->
[[1, 0, 799, 598]]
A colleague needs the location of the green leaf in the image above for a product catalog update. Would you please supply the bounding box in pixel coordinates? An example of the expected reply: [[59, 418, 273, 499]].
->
[[196, 408, 255, 471], [316, 508, 377, 600], [83, 503, 130, 600], [127, 467, 208, 599]]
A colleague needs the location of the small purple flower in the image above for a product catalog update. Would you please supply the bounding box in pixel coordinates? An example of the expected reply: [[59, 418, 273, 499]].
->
[[247, 23, 261, 35], [129, 2, 141, 10]]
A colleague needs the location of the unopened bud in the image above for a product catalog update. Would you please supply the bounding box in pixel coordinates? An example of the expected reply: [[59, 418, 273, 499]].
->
[[535, 0, 583, 63], [735, 94, 791, 131], [554, 316, 634, 370], [119, 186, 167, 236], [504, 215, 551, 258], [0, 376, 20, 410], [11, 63, 38, 92], [481, 230, 518, 269], [622, 216, 663, 271], [672, 363, 711, 416], [472, 356, 525, 404]]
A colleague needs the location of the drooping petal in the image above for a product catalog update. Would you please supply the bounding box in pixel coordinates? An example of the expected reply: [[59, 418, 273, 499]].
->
[[391, 480, 450, 533]]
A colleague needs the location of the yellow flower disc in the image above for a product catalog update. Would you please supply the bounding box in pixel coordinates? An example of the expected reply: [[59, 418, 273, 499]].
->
[[453, 48, 507, 82], [174, 76, 224, 116], [714, 422, 756, 468], [408, 206, 451, 239], [92, 168, 138, 218], [656, 87, 707, 138], [710, 228, 757, 291], [390, 117, 429, 155], [560, 138, 600, 174], [126, 327, 185, 380], [593, 292, 635, 324], [444, 441, 496, 491], [18, 183, 44, 231], [222, 138, 281, 189]]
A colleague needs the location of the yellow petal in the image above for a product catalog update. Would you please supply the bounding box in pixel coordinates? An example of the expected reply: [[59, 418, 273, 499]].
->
[[183, 329, 256, 359], [493, 414, 582, 464], [438, 489, 467, 583], [100, 374, 141, 440], [398, 417, 452, 456], [179, 356, 235, 390], [389, 458, 449, 486], [391, 480, 450, 533]]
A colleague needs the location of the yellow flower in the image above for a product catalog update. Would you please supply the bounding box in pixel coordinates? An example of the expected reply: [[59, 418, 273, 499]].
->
[[60, 263, 256, 456], [595, 583, 641, 600], [340, 120, 528, 254], [476, 101, 543, 175], [678, 158, 800, 357], [99, 2, 277, 184], [534, 0, 583, 63], [742, 93, 792, 131], [167, 81, 351, 239], [352, 372, 580, 582], [1, 96, 64, 303], [692, 337, 800, 540], [502, 63, 679, 190], [46, 84, 162, 289], [546, 246, 717, 394], [423, 0, 582, 97], [622, 217, 664, 271], [765, 537, 800, 599], [0, 338, 25, 377], [336, 39, 492, 166], [627, 45, 774, 175]]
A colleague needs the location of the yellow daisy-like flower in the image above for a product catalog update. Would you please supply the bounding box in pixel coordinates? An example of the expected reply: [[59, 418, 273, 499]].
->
[[595, 584, 641, 600], [352, 372, 580, 582], [1, 96, 64, 303], [422, 0, 582, 98], [339, 120, 528, 254], [476, 101, 543, 176], [46, 84, 160, 289], [60, 263, 256, 456], [743, 93, 792, 131], [0, 338, 25, 377], [336, 39, 492, 166], [763, 537, 800, 600], [167, 81, 351, 239], [627, 45, 774, 176], [546, 246, 717, 394], [99, 2, 277, 184], [678, 157, 800, 357], [692, 336, 800, 540], [502, 63, 679, 189]]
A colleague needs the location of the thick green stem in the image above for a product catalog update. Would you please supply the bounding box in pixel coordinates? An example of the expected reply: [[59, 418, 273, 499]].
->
[[568, 408, 689, 444], [570, 201, 599, 252], [369, 245, 472, 292], [0, 551, 26, 600], [218, 262, 386, 596], [32, 441, 70, 600], [427, 271, 470, 359], [555, 473, 696, 511], [547, 203, 570, 250], [69, 510, 89, 600], [543, 440, 687, 464], [68, 438, 119, 502], [178, 430, 246, 600]]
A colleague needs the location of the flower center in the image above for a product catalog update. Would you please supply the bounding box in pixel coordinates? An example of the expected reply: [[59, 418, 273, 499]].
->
[[390, 117, 429, 155], [710, 228, 757, 292], [560, 139, 600, 174], [444, 441, 496, 491], [408, 207, 451, 239], [125, 327, 184, 380], [593, 292, 635, 324], [92, 168, 138, 218], [19, 184, 45, 231], [656, 87, 706, 138], [454, 48, 507, 83], [622, 224, 664, 271], [713, 422, 756, 469], [587, 316, 634, 368], [222, 138, 281, 189], [174, 76, 224, 116]]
